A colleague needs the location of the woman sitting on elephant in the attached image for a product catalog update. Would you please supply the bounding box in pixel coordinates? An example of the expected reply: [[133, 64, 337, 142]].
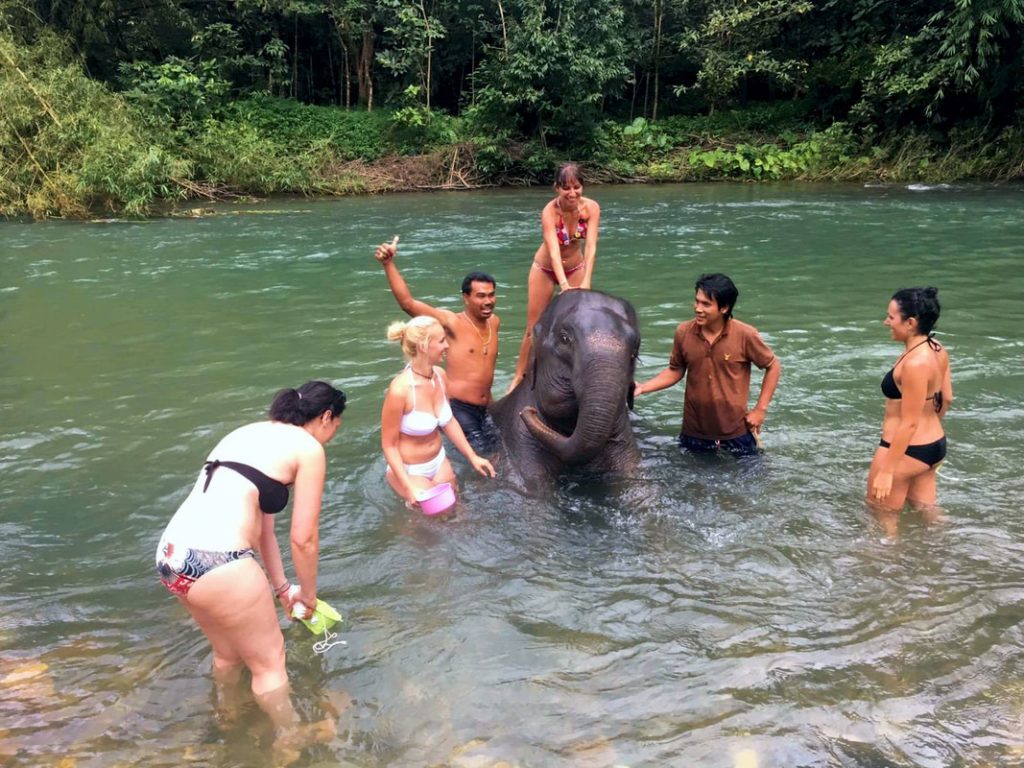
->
[[382, 316, 496, 507], [509, 162, 602, 391]]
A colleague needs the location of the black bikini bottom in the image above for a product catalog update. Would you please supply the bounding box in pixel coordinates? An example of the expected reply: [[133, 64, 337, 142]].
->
[[879, 436, 947, 468]]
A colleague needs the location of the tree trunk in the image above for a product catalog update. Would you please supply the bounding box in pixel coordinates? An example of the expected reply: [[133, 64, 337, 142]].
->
[[653, 0, 662, 122], [358, 24, 374, 110]]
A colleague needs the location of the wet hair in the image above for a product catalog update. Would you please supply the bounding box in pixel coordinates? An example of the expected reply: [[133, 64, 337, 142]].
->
[[387, 315, 443, 360], [892, 287, 941, 336], [554, 162, 582, 188], [462, 271, 496, 295], [694, 273, 739, 318], [269, 380, 346, 425]]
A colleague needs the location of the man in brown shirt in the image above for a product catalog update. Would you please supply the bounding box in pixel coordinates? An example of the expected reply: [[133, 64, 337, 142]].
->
[[634, 273, 781, 455], [375, 239, 500, 453]]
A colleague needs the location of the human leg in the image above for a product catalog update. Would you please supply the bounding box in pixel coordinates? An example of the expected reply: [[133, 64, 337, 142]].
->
[[183, 557, 295, 726], [386, 448, 449, 504], [678, 434, 719, 453], [721, 432, 759, 456], [450, 399, 497, 455], [866, 445, 931, 512], [510, 249, 557, 390], [906, 466, 944, 527]]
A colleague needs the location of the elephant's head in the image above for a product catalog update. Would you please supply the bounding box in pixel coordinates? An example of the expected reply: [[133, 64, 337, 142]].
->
[[520, 290, 640, 466]]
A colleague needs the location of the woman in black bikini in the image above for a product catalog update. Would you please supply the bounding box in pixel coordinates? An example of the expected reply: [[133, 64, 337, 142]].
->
[[867, 287, 953, 518], [509, 163, 601, 391], [155, 381, 346, 755]]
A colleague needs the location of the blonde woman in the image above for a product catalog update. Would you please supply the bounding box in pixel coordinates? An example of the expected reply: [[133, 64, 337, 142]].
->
[[382, 316, 495, 506]]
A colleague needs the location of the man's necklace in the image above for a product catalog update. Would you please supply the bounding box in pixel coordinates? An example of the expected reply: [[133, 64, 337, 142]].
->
[[462, 312, 492, 356]]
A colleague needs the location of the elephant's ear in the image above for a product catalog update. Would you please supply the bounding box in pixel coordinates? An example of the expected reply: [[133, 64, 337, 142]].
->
[[530, 351, 537, 391]]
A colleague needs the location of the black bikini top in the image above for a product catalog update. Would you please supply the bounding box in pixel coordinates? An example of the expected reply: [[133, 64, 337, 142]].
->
[[202, 460, 290, 514], [880, 336, 943, 412], [880, 368, 902, 400]]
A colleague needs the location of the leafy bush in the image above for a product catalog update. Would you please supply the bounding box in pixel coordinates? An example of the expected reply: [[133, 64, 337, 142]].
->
[[220, 95, 395, 161], [0, 28, 187, 217], [119, 57, 231, 126]]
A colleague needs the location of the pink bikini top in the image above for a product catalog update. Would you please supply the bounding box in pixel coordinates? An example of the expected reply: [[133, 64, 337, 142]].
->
[[400, 366, 453, 437], [554, 201, 588, 246]]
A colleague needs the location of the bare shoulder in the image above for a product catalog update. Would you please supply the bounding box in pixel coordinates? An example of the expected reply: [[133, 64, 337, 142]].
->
[[435, 307, 460, 330], [902, 351, 933, 376], [582, 197, 601, 216], [386, 371, 411, 399]]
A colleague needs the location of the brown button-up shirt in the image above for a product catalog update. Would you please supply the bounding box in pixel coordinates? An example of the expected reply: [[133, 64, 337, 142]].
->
[[669, 317, 777, 440]]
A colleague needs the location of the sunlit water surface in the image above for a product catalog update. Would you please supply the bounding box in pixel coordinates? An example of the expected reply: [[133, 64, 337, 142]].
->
[[2, 183, 1023, 767]]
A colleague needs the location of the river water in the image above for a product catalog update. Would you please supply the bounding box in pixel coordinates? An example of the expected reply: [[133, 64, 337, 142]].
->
[[2, 183, 1023, 767]]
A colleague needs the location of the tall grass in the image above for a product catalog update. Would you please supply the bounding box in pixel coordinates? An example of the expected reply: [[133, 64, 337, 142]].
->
[[0, 29, 188, 218]]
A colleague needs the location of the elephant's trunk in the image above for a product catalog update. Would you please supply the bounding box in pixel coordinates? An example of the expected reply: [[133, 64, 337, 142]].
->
[[521, 360, 627, 465]]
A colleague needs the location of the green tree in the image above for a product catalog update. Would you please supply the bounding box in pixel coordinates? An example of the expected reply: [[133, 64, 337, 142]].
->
[[470, 0, 629, 146], [377, 0, 446, 110], [324, 0, 378, 108], [675, 0, 813, 114]]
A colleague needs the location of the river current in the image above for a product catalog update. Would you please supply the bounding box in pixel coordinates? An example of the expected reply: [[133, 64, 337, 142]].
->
[[1, 183, 1023, 767]]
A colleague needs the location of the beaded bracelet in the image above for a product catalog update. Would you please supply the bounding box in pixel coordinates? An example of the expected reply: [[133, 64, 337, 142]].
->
[[273, 580, 291, 597]]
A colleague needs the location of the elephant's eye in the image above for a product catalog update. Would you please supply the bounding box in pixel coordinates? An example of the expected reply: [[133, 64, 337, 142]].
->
[[558, 330, 571, 345]]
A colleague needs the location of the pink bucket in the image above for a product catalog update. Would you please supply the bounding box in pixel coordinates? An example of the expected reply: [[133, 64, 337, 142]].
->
[[417, 482, 456, 515]]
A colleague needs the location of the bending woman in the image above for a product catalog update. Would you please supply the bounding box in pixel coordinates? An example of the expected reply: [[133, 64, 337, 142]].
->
[[509, 163, 601, 390], [382, 316, 495, 507], [155, 381, 346, 749], [867, 287, 952, 517]]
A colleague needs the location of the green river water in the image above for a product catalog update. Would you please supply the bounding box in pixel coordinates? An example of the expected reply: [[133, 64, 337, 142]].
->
[[1, 182, 1023, 767]]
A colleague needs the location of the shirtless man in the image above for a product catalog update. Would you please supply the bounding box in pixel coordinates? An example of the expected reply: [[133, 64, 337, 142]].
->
[[375, 239, 500, 454]]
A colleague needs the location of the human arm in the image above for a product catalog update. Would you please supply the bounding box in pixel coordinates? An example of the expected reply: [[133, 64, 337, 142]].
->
[[289, 441, 326, 614], [938, 348, 953, 419], [441, 416, 496, 478], [380, 379, 420, 504], [439, 371, 495, 476], [634, 366, 685, 397], [871, 358, 928, 502], [580, 199, 601, 289], [258, 514, 296, 612], [375, 240, 457, 325], [745, 359, 781, 432]]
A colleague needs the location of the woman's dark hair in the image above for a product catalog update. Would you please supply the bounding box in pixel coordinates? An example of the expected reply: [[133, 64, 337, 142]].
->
[[462, 271, 496, 295], [269, 380, 347, 425], [695, 273, 739, 318], [892, 287, 941, 336], [554, 162, 582, 187]]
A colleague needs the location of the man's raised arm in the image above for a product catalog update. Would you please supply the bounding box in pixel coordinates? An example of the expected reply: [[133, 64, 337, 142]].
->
[[374, 239, 452, 325]]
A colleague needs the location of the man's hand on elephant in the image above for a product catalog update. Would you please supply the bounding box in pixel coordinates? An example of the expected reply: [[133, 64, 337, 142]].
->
[[470, 454, 496, 478], [633, 381, 644, 397]]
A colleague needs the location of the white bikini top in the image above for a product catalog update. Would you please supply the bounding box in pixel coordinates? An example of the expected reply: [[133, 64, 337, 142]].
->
[[399, 366, 453, 437]]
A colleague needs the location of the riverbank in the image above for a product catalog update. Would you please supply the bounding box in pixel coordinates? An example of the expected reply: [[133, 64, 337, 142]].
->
[[4, 57, 1023, 220]]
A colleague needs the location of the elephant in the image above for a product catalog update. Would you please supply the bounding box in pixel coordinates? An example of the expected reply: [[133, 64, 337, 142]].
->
[[489, 289, 642, 484]]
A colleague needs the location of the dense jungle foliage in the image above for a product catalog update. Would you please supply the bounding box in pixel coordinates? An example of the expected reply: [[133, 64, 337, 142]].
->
[[2, 0, 1022, 217]]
